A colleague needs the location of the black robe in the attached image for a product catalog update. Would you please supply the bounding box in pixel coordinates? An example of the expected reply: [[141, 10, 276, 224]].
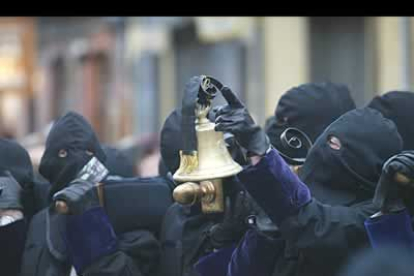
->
[[20, 206, 160, 276], [224, 108, 403, 276]]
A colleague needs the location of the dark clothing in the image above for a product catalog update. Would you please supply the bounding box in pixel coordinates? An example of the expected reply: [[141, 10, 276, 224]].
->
[[224, 108, 403, 276], [160, 109, 183, 174], [39, 112, 106, 197], [0, 138, 35, 219], [265, 82, 356, 163], [0, 219, 28, 276], [102, 145, 135, 178], [299, 108, 403, 206], [32, 180, 51, 212], [31, 111, 163, 276], [0, 139, 35, 276], [157, 203, 221, 276], [228, 149, 377, 276], [21, 207, 160, 276], [368, 90, 414, 150], [0, 138, 34, 186], [21, 175, 172, 276]]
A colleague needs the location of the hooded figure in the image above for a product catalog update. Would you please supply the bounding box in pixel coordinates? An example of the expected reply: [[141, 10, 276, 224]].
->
[[368, 91, 414, 150], [0, 139, 35, 276], [158, 107, 254, 276], [298, 107, 401, 206], [215, 104, 403, 276], [39, 112, 107, 198], [265, 82, 356, 165], [21, 112, 160, 276], [157, 76, 259, 276]]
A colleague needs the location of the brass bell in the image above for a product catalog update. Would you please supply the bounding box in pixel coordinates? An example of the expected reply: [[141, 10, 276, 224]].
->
[[173, 103, 242, 213]]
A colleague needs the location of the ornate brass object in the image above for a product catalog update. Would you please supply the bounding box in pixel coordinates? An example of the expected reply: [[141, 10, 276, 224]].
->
[[173, 87, 243, 213], [172, 180, 218, 208]]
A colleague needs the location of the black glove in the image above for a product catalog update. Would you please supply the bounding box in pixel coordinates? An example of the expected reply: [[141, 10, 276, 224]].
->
[[373, 151, 414, 214], [208, 190, 253, 248], [52, 179, 100, 215], [0, 171, 23, 210], [215, 87, 270, 156], [181, 76, 203, 154]]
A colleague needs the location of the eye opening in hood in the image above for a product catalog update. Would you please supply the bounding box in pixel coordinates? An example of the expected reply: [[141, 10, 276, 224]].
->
[[274, 116, 288, 127], [327, 135, 342, 150], [58, 149, 67, 158]]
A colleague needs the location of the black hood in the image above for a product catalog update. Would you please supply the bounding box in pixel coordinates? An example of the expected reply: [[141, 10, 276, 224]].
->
[[160, 109, 183, 175], [368, 91, 414, 150], [160, 108, 248, 176], [299, 108, 403, 206], [0, 138, 33, 186], [0, 139, 35, 218], [39, 111, 106, 196], [266, 82, 356, 164], [102, 145, 135, 178]]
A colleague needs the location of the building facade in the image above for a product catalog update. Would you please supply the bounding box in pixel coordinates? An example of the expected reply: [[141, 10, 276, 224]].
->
[[17, 16, 414, 149]]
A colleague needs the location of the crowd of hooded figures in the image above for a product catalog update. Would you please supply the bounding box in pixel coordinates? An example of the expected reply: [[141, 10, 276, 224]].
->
[[1, 75, 414, 276]]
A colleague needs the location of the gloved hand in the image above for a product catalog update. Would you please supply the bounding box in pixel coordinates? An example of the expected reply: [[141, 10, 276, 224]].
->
[[209, 190, 253, 249], [373, 151, 414, 214], [215, 87, 270, 156], [53, 179, 100, 215], [181, 76, 203, 154], [0, 171, 23, 211]]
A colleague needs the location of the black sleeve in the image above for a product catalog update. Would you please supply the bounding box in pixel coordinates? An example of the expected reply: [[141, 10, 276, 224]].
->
[[0, 219, 28, 276], [278, 199, 376, 268], [237, 149, 378, 272], [66, 207, 160, 276], [79, 230, 161, 276]]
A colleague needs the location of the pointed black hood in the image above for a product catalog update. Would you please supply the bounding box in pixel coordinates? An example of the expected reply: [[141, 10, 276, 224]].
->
[[39, 111, 106, 196], [299, 108, 403, 206], [368, 91, 414, 150], [0, 138, 33, 186], [266, 82, 356, 164]]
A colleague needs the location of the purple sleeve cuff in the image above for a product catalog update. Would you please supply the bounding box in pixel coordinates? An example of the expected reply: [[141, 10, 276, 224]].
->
[[228, 229, 283, 276], [364, 209, 414, 249], [65, 207, 118, 274], [237, 149, 311, 225], [194, 244, 236, 276]]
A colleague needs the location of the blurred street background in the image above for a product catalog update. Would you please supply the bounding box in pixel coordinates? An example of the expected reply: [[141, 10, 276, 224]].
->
[[0, 16, 412, 176]]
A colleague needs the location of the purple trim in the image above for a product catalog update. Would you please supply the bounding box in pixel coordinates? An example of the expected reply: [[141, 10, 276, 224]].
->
[[65, 207, 118, 273], [228, 229, 283, 276], [365, 209, 414, 249], [194, 244, 236, 276], [237, 149, 311, 225]]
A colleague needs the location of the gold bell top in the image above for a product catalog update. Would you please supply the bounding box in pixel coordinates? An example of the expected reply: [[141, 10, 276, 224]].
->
[[173, 104, 243, 182]]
